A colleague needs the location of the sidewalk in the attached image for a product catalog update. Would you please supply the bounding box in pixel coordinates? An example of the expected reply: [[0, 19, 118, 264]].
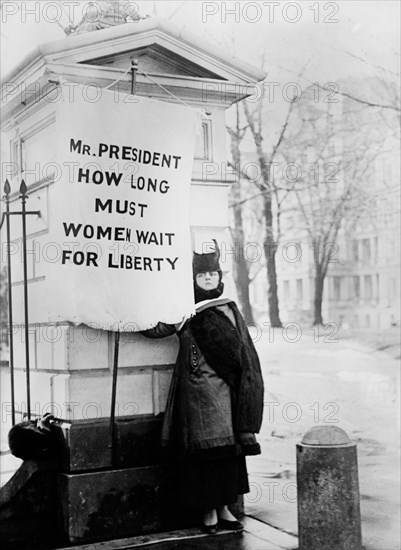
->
[[57, 517, 298, 550]]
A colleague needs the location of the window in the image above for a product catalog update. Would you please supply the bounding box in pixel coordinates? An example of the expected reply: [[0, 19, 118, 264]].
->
[[333, 276, 342, 301], [387, 238, 395, 263], [374, 237, 379, 262], [283, 280, 290, 300], [376, 274, 380, 299], [362, 239, 371, 262], [194, 120, 212, 160], [352, 240, 359, 261], [353, 276, 360, 298], [364, 275, 372, 299], [296, 279, 303, 301], [389, 278, 397, 300]]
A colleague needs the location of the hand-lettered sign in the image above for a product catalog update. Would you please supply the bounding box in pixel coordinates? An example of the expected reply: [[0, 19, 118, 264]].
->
[[47, 87, 199, 330]]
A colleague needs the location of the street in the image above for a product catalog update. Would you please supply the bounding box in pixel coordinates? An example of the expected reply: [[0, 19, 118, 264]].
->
[[248, 325, 400, 550]]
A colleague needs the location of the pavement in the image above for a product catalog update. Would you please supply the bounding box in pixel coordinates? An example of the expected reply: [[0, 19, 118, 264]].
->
[[57, 517, 298, 550], [247, 327, 401, 550]]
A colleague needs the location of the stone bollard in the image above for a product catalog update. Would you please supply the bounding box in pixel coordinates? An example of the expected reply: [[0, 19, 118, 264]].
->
[[297, 426, 362, 550]]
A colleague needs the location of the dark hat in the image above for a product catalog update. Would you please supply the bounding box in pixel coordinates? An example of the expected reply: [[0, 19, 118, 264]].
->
[[193, 239, 221, 275]]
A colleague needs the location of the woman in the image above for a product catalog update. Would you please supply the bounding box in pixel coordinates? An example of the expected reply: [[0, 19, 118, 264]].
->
[[143, 241, 264, 533]]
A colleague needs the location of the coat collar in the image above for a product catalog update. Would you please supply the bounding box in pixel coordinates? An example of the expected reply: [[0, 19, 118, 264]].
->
[[175, 296, 234, 332], [195, 296, 233, 313]]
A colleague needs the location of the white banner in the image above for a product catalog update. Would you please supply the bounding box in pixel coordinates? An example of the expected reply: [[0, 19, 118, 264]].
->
[[47, 88, 198, 331]]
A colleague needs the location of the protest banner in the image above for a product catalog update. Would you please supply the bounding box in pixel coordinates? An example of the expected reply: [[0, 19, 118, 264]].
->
[[47, 87, 199, 330]]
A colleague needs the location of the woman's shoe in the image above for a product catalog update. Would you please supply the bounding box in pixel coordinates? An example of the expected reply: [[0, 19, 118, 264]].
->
[[202, 522, 218, 534], [218, 518, 244, 531]]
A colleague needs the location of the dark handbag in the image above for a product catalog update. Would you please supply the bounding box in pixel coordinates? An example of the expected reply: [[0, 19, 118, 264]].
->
[[8, 414, 63, 461]]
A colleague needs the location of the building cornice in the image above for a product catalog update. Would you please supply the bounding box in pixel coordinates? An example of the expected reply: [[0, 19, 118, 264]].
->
[[1, 62, 257, 123]]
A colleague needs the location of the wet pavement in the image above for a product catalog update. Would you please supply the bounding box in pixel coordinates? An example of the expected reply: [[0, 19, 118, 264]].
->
[[60, 517, 298, 550], [247, 326, 400, 550]]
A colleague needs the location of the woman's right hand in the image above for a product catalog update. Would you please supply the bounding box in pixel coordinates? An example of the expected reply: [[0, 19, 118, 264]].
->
[[141, 322, 177, 339]]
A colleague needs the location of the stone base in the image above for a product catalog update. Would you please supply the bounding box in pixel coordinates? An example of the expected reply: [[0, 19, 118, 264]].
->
[[58, 465, 178, 544], [59, 415, 163, 472]]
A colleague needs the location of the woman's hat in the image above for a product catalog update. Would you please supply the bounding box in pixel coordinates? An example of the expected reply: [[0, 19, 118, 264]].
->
[[193, 239, 221, 275]]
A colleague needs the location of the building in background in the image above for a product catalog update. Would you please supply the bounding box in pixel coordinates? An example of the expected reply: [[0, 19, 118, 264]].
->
[[274, 177, 400, 329], [246, 80, 400, 328]]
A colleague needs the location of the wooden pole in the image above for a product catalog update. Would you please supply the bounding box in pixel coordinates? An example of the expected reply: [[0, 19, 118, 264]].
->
[[109, 330, 120, 466]]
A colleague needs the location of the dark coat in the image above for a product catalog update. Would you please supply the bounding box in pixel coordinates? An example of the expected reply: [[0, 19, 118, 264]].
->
[[144, 299, 264, 459]]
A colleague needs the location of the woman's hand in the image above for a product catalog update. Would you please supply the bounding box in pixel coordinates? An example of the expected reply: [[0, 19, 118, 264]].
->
[[141, 322, 177, 338]]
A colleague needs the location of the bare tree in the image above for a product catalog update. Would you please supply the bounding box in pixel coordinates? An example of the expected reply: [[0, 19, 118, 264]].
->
[[226, 105, 255, 324], [226, 75, 298, 327], [279, 85, 397, 324], [239, 95, 297, 327]]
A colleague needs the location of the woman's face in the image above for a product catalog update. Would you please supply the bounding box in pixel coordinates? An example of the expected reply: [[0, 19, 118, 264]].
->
[[195, 271, 220, 291]]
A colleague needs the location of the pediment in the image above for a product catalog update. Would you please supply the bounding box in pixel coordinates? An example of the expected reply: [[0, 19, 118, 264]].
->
[[81, 44, 224, 80], [37, 18, 265, 85]]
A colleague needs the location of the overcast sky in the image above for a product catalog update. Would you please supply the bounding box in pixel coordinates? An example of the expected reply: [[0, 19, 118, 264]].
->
[[1, 0, 399, 83]]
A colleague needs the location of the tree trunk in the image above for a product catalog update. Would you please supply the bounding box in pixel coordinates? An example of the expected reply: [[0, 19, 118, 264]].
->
[[234, 251, 255, 325], [228, 108, 255, 325], [313, 265, 325, 325], [230, 183, 255, 324], [263, 194, 282, 327]]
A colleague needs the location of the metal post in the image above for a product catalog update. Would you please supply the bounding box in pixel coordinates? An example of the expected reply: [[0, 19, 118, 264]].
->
[[131, 58, 138, 95], [20, 180, 31, 420], [109, 330, 120, 465], [4, 180, 16, 425]]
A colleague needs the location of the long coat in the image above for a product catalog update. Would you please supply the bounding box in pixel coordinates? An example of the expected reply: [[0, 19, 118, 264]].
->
[[144, 298, 264, 460]]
